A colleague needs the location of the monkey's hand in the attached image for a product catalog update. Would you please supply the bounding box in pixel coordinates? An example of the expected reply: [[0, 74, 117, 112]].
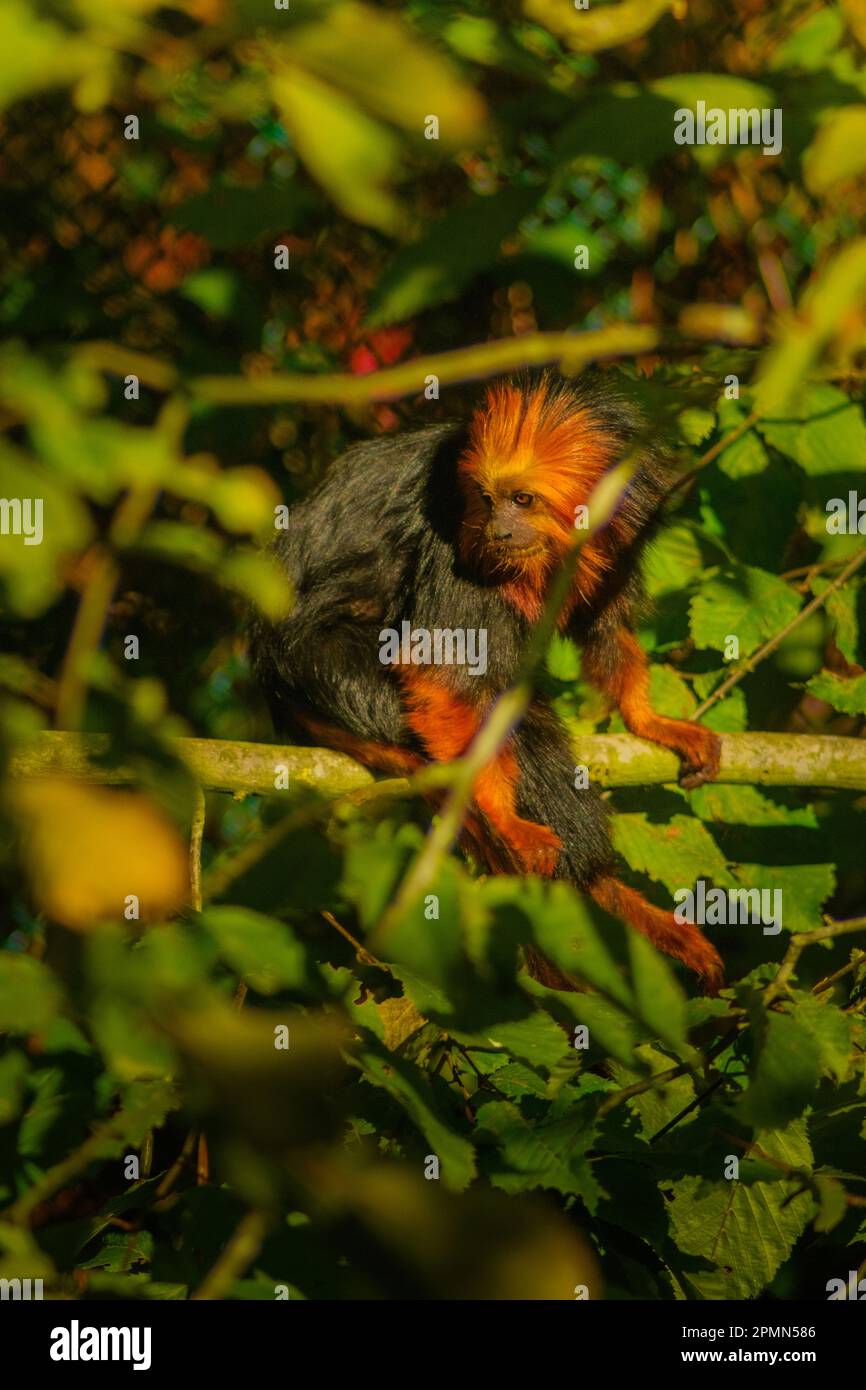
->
[[669, 721, 721, 790], [582, 626, 722, 790]]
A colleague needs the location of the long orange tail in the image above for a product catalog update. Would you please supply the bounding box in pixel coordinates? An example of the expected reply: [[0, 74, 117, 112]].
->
[[588, 875, 724, 994]]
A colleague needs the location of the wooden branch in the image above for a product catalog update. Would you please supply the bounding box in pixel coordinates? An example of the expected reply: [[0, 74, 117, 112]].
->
[[8, 731, 375, 798], [8, 729, 866, 793], [570, 730, 866, 791], [78, 325, 660, 407]]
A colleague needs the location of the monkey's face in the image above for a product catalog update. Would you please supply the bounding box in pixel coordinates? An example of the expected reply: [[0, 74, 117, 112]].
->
[[465, 476, 559, 566], [457, 376, 616, 585], [483, 487, 540, 552]]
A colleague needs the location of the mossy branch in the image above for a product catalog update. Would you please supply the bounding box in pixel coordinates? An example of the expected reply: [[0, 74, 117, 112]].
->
[[9, 729, 866, 794], [73, 317, 767, 409]]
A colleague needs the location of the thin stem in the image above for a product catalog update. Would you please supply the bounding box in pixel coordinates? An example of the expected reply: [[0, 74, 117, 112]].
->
[[764, 916, 866, 1006], [321, 910, 379, 966], [55, 485, 159, 731], [191, 1208, 270, 1300], [665, 408, 762, 502], [55, 548, 118, 731], [189, 787, 206, 914], [693, 547, 866, 719]]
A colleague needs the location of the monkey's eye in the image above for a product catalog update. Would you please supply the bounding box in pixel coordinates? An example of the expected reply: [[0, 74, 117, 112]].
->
[[480, 490, 493, 506], [512, 491, 534, 508]]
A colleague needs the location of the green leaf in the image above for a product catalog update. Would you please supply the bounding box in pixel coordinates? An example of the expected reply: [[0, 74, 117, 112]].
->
[[812, 576, 859, 664], [0, 0, 111, 111], [796, 996, 854, 1083], [220, 551, 294, 619], [609, 1043, 694, 1135], [367, 186, 540, 325], [546, 633, 582, 682], [527, 987, 646, 1068], [715, 398, 769, 478], [702, 689, 749, 734], [805, 670, 866, 714], [269, 1, 485, 232], [0, 442, 93, 617], [0, 1051, 30, 1125], [180, 270, 238, 317], [759, 385, 866, 474], [812, 1174, 848, 1234], [342, 821, 420, 931], [627, 933, 689, 1053], [521, 221, 606, 272], [0, 1222, 56, 1281], [691, 782, 817, 828], [90, 1000, 175, 1082], [613, 813, 735, 894], [652, 73, 775, 116], [354, 1040, 476, 1191], [643, 524, 704, 598], [0, 955, 63, 1034], [523, 0, 676, 55], [452, 1011, 570, 1072], [730, 863, 834, 935], [647, 664, 698, 719], [667, 1120, 813, 1298], [689, 565, 802, 656], [199, 907, 312, 995], [475, 1097, 604, 1208], [556, 85, 678, 166], [79, 1229, 154, 1272], [528, 881, 636, 1009], [170, 183, 317, 249], [739, 1011, 821, 1127], [678, 407, 715, 446], [489, 1062, 549, 1101], [770, 8, 845, 70]]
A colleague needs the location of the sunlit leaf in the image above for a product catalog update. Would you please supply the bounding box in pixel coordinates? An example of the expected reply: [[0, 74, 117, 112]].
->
[[12, 779, 188, 929]]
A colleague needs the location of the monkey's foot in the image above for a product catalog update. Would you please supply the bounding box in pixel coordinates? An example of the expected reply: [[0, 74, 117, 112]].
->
[[503, 817, 563, 876]]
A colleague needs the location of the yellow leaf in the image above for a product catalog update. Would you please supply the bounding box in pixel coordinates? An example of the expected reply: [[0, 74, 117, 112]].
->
[[0, 1, 112, 111], [377, 995, 427, 1051], [678, 303, 761, 345], [271, 66, 402, 232], [755, 240, 866, 412], [522, 0, 676, 54], [842, 0, 866, 49], [13, 779, 188, 929], [803, 106, 866, 194], [287, 1, 486, 143]]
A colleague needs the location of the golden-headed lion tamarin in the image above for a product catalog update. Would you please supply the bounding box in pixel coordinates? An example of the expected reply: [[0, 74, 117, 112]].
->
[[250, 371, 724, 992]]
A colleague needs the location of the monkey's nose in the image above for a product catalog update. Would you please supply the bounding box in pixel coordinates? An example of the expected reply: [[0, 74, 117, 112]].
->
[[493, 529, 512, 541]]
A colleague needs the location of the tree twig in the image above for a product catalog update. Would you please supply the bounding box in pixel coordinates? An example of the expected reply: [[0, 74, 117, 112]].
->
[[764, 916, 866, 1006], [693, 546, 866, 719], [191, 1208, 270, 1300], [665, 408, 762, 502], [189, 787, 206, 914]]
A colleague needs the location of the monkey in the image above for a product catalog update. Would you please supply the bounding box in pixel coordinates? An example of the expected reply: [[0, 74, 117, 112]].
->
[[249, 370, 724, 993]]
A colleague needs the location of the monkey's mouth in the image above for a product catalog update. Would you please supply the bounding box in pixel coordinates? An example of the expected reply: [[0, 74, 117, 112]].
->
[[488, 541, 545, 561]]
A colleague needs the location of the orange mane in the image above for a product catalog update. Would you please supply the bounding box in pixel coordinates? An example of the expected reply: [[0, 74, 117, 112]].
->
[[458, 376, 619, 621]]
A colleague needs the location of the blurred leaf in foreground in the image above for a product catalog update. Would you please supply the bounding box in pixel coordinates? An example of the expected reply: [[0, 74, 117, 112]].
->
[[11, 778, 188, 929]]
